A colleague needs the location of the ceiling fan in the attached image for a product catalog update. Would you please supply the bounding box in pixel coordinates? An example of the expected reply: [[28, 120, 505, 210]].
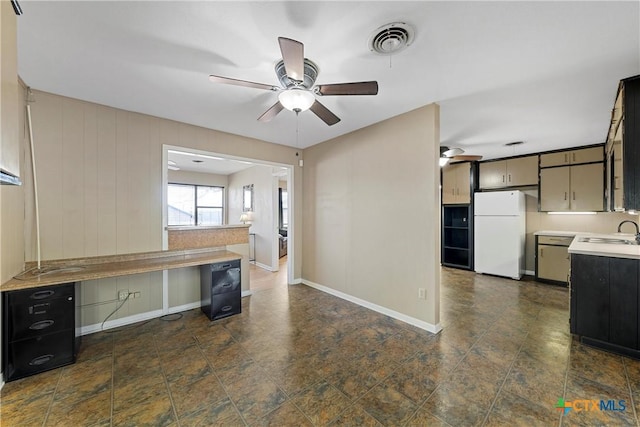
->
[[440, 146, 483, 166], [209, 37, 379, 126]]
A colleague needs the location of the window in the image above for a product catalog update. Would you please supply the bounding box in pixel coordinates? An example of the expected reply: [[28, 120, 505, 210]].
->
[[279, 188, 288, 229], [168, 184, 224, 226]]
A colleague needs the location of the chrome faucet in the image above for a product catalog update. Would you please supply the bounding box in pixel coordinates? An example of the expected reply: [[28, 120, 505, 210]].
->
[[617, 220, 640, 244]]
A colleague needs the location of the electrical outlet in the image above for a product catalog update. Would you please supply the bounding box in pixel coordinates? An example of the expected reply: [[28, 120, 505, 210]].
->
[[418, 288, 426, 300], [118, 290, 129, 301]]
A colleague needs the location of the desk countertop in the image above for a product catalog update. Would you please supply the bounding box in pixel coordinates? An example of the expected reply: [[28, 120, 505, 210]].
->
[[1, 248, 241, 292]]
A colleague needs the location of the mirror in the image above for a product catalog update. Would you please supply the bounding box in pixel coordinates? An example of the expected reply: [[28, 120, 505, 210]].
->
[[243, 184, 254, 212]]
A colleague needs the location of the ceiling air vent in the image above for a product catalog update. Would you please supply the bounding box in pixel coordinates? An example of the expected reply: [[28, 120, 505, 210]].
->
[[368, 22, 415, 55]]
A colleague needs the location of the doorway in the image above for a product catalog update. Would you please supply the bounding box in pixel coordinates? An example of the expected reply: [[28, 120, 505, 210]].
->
[[161, 144, 294, 293]]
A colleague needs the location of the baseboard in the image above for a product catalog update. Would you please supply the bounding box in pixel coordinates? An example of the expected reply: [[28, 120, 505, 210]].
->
[[80, 309, 164, 335], [524, 270, 535, 276], [167, 302, 200, 314], [301, 279, 442, 334], [241, 290, 252, 297], [254, 261, 274, 271], [289, 278, 303, 285]]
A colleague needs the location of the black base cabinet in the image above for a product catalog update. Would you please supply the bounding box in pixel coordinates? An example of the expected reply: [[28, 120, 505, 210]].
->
[[200, 260, 241, 321], [570, 254, 640, 358], [2, 283, 81, 382]]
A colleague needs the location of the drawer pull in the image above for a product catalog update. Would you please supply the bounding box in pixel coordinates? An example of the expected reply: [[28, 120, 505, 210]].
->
[[29, 354, 54, 366], [221, 305, 232, 312], [30, 290, 55, 300], [29, 303, 50, 315], [29, 320, 55, 330]]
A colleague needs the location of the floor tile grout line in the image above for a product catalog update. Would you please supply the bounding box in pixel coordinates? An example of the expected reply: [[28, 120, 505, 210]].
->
[[479, 330, 531, 427], [154, 334, 182, 427], [40, 367, 63, 427], [194, 332, 250, 427], [403, 313, 501, 426], [559, 338, 572, 427], [622, 358, 639, 426], [110, 337, 115, 427]]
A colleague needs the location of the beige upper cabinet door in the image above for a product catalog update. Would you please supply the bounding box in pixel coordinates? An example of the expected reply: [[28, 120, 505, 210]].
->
[[455, 162, 471, 203], [570, 163, 604, 211], [571, 147, 603, 164], [540, 147, 603, 168], [441, 165, 457, 204], [540, 167, 570, 211], [540, 152, 570, 168], [537, 244, 570, 282], [506, 156, 538, 186], [479, 161, 506, 189]]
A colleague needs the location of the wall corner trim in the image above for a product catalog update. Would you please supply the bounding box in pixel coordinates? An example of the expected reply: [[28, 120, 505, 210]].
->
[[301, 279, 442, 334]]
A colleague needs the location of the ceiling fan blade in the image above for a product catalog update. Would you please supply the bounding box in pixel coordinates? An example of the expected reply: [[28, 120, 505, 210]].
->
[[310, 100, 341, 126], [257, 101, 285, 123], [315, 81, 379, 96], [452, 155, 483, 161], [443, 147, 465, 157], [209, 75, 277, 91], [278, 37, 304, 82]]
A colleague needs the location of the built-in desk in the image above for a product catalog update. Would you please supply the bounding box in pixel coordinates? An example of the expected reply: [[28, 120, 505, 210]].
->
[[2, 248, 241, 292]]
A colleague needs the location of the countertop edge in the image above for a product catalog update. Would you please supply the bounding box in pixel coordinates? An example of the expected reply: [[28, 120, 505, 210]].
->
[[2, 248, 242, 292]]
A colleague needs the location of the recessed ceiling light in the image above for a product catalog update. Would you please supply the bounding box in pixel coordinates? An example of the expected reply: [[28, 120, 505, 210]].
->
[[505, 141, 524, 146], [192, 159, 204, 163]]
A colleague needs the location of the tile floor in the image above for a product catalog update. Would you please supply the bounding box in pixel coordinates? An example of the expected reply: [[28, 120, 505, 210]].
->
[[2, 266, 640, 426]]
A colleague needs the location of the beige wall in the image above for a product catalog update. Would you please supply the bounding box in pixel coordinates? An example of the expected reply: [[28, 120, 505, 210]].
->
[[23, 90, 302, 327], [228, 165, 275, 269], [524, 188, 640, 271], [302, 104, 441, 328]]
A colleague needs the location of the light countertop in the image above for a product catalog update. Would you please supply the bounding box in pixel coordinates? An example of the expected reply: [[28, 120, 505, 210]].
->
[[568, 233, 640, 260], [1, 248, 241, 292], [166, 224, 250, 231], [534, 230, 581, 237]]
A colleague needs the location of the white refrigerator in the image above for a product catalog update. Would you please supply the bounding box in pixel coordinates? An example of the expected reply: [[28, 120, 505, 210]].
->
[[474, 190, 526, 280]]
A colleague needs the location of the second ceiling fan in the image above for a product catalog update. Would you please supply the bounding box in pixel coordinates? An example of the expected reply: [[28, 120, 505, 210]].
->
[[209, 37, 379, 126]]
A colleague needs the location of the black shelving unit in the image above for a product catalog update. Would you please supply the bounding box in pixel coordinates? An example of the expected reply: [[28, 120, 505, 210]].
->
[[442, 204, 474, 270]]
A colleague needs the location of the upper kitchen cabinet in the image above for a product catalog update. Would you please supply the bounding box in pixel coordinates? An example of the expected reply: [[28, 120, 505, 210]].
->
[[442, 162, 473, 205], [605, 75, 640, 211], [0, 1, 21, 184], [539, 146, 603, 168], [478, 155, 538, 189], [539, 145, 605, 212]]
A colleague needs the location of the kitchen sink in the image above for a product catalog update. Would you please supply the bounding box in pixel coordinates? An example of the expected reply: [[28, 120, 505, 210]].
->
[[578, 237, 639, 245]]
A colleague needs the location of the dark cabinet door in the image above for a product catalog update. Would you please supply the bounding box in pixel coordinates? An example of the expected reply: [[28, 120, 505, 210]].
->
[[610, 258, 639, 349], [572, 255, 610, 342]]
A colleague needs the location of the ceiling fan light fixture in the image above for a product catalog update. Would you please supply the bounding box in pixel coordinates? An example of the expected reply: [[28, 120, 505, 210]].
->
[[278, 88, 315, 112]]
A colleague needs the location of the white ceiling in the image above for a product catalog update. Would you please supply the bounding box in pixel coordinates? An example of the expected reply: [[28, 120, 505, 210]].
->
[[17, 1, 640, 160]]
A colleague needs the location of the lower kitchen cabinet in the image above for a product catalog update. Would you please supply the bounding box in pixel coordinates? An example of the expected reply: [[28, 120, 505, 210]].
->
[[200, 259, 242, 320], [2, 283, 81, 382], [570, 254, 639, 357], [535, 235, 572, 285]]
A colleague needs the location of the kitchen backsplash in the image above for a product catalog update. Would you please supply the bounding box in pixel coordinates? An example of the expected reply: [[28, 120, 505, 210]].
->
[[523, 189, 638, 272]]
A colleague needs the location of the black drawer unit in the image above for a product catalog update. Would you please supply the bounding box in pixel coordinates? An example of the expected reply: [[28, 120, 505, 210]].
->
[[2, 283, 81, 382], [200, 260, 241, 321]]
